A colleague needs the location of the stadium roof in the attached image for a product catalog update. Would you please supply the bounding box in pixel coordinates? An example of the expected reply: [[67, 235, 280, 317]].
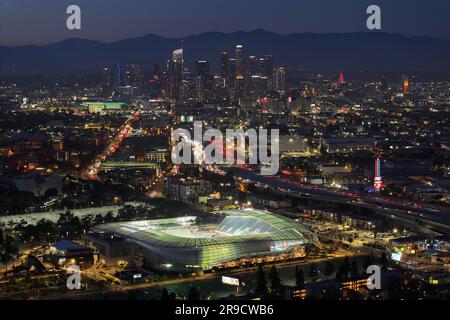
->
[[92, 209, 316, 248]]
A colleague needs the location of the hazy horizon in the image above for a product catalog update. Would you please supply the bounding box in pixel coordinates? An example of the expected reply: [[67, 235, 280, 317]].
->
[[1, 0, 450, 46], [2, 29, 450, 48]]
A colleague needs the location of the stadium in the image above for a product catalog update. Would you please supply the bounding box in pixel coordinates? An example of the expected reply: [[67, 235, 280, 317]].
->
[[87, 209, 318, 272]]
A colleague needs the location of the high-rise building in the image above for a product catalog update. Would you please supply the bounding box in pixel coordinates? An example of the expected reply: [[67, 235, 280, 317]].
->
[[102, 66, 115, 96], [247, 55, 258, 76], [124, 64, 143, 92], [220, 52, 229, 79], [196, 60, 210, 77], [235, 45, 244, 78], [260, 55, 274, 78], [273, 67, 286, 94], [228, 59, 236, 81], [153, 64, 161, 80], [169, 49, 184, 100], [102, 65, 122, 97], [195, 60, 211, 103], [114, 64, 122, 88], [403, 78, 409, 94]]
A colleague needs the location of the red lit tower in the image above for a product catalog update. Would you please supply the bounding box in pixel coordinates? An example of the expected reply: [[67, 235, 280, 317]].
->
[[339, 72, 345, 84], [374, 157, 383, 192]]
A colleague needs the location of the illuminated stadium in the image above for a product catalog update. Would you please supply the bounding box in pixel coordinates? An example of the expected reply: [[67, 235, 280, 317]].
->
[[88, 209, 318, 272]]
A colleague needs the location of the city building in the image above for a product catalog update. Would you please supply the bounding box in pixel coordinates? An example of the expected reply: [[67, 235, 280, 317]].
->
[[165, 177, 213, 201]]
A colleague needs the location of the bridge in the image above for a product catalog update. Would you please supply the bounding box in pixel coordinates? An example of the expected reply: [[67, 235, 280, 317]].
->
[[233, 167, 450, 235]]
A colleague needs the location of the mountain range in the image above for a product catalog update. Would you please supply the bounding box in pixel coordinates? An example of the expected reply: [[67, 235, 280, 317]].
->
[[1, 29, 450, 76]]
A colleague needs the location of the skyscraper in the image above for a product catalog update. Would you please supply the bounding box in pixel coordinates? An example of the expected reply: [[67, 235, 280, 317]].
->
[[235, 45, 244, 78], [195, 60, 211, 102], [169, 49, 184, 100], [220, 52, 229, 80], [196, 60, 210, 77], [273, 67, 286, 94], [228, 59, 236, 81], [102, 66, 115, 97], [153, 64, 161, 81], [102, 65, 122, 97], [260, 55, 274, 78], [403, 77, 409, 94], [247, 55, 258, 77], [124, 64, 143, 93]]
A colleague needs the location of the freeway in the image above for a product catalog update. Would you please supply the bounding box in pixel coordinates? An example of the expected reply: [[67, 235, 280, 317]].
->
[[233, 167, 450, 235]]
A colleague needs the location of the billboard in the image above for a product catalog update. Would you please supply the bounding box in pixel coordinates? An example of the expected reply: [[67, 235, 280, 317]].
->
[[222, 276, 240, 286], [391, 252, 402, 262]]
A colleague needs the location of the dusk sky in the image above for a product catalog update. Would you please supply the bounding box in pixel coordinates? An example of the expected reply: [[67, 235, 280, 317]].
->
[[1, 0, 450, 46]]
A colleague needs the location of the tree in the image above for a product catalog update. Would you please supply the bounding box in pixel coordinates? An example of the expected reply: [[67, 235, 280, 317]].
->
[[324, 261, 334, 279], [0, 234, 19, 276], [363, 252, 374, 271], [379, 252, 388, 271], [295, 266, 305, 287], [336, 256, 351, 281], [269, 265, 282, 292], [187, 286, 201, 300], [161, 288, 170, 300], [255, 265, 267, 296], [309, 263, 320, 283], [0, 229, 4, 248], [309, 263, 318, 277], [350, 259, 359, 276]]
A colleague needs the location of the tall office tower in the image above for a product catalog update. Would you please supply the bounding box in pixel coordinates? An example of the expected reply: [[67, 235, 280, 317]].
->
[[403, 77, 409, 94], [124, 64, 143, 92], [153, 64, 161, 80], [228, 59, 236, 80], [260, 55, 274, 78], [195, 60, 211, 103], [114, 64, 122, 88], [247, 55, 258, 76], [169, 48, 184, 100], [220, 52, 229, 79], [235, 44, 244, 78], [102, 66, 115, 97], [196, 60, 210, 77], [273, 67, 286, 94], [182, 77, 196, 103]]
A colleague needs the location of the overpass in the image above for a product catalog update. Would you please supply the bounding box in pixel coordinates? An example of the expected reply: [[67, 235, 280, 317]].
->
[[233, 167, 450, 235]]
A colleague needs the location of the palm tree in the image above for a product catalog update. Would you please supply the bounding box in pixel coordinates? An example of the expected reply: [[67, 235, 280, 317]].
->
[[350, 259, 359, 276], [363, 251, 375, 271], [187, 286, 201, 300], [379, 252, 388, 271], [255, 265, 267, 296], [295, 265, 305, 287], [1, 234, 19, 276], [269, 265, 282, 292], [324, 261, 334, 279]]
